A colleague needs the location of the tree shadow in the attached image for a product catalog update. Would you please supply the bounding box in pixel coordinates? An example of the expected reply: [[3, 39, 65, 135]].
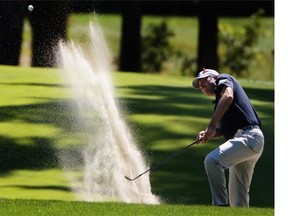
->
[[243, 86, 274, 103], [0, 82, 64, 88], [0, 99, 85, 176], [0, 184, 71, 192], [0, 82, 274, 206], [0, 136, 58, 175], [117, 85, 214, 125], [148, 147, 211, 205], [117, 84, 274, 207], [0, 100, 79, 131]]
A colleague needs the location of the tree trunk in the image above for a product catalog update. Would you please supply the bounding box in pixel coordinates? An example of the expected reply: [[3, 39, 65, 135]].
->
[[0, 1, 26, 65], [28, 1, 70, 67], [119, 2, 142, 72], [197, 2, 219, 74]]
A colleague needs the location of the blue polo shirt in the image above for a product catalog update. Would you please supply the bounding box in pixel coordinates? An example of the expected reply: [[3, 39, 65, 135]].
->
[[214, 74, 262, 140]]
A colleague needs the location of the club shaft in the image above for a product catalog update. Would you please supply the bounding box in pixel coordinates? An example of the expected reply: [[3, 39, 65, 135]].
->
[[125, 140, 198, 181]]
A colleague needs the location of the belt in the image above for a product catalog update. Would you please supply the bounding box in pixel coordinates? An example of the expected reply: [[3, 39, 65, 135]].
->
[[241, 125, 260, 131]]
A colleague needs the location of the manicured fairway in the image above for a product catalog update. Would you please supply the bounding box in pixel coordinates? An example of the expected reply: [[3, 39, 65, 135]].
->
[[0, 65, 274, 214], [0, 199, 274, 216]]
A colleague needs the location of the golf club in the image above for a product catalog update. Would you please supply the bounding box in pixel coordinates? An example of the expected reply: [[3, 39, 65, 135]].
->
[[124, 140, 199, 181]]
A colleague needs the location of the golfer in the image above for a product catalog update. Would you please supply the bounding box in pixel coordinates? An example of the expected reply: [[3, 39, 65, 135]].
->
[[192, 68, 264, 207]]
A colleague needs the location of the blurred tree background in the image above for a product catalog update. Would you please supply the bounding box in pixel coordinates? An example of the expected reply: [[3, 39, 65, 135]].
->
[[0, 0, 274, 80]]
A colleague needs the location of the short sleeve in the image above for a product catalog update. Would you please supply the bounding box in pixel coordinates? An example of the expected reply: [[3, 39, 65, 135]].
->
[[216, 77, 233, 91]]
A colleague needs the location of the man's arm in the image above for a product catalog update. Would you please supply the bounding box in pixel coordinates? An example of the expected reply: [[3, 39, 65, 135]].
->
[[199, 86, 233, 143]]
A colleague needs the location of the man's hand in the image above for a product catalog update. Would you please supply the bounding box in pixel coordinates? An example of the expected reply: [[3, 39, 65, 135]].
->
[[197, 130, 208, 143], [197, 126, 218, 143]]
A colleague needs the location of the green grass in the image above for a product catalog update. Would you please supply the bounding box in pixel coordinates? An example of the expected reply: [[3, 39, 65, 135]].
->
[[114, 72, 274, 207], [0, 65, 274, 214], [0, 199, 274, 216]]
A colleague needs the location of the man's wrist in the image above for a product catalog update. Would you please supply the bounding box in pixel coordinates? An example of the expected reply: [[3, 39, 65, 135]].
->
[[207, 125, 217, 130]]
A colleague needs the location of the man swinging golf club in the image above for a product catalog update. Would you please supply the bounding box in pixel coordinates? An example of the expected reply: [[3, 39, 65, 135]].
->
[[192, 68, 264, 207]]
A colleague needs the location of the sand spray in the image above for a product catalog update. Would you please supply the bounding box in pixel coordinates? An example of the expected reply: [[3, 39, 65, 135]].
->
[[57, 21, 160, 204]]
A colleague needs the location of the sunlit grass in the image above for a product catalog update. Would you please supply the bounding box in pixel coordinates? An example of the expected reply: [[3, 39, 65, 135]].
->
[[0, 199, 274, 216], [0, 65, 273, 209]]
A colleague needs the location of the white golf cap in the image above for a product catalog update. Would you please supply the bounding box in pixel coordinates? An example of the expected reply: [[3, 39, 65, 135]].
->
[[192, 68, 219, 88]]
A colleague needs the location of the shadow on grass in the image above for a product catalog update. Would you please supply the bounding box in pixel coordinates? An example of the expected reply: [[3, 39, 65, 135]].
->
[[0, 184, 71, 192], [148, 147, 211, 205], [0, 100, 79, 131], [118, 85, 212, 116], [0, 100, 84, 176], [0, 136, 58, 175], [244, 87, 274, 103], [118, 84, 274, 207], [0, 82, 64, 88], [0, 83, 274, 207]]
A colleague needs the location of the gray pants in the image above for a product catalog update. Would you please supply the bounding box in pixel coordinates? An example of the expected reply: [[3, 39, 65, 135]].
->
[[204, 127, 264, 207]]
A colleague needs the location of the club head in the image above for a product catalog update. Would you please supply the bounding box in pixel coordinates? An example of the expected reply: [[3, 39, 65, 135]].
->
[[124, 176, 134, 181]]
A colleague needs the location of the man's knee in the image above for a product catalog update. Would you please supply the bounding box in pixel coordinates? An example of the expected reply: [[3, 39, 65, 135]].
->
[[204, 154, 217, 168], [204, 154, 225, 170]]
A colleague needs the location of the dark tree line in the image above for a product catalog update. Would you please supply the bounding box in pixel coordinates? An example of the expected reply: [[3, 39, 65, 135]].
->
[[197, 1, 218, 71], [0, 1, 25, 66], [0, 0, 273, 75], [29, 1, 70, 67], [0, 1, 70, 67], [120, 1, 142, 72]]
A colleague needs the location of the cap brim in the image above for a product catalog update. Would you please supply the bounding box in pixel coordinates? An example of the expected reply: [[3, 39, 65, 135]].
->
[[192, 74, 211, 88]]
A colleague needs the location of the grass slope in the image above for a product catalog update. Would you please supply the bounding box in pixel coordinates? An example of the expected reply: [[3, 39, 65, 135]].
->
[[0, 66, 274, 213], [0, 199, 274, 216]]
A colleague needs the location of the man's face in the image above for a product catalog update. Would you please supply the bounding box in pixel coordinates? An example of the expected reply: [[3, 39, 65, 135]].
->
[[198, 76, 216, 96]]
